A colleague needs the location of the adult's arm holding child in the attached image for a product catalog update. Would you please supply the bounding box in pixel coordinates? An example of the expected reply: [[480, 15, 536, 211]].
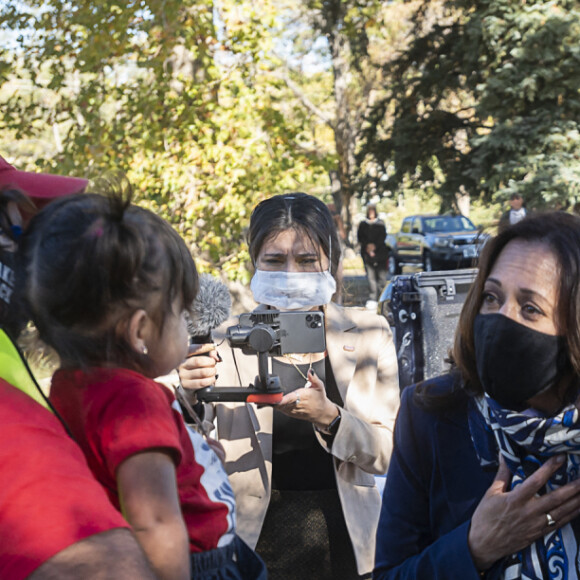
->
[[28, 529, 158, 580]]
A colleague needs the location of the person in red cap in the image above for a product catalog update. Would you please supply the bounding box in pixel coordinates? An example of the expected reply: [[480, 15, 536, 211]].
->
[[0, 155, 88, 335], [0, 155, 158, 580], [0, 154, 88, 204]]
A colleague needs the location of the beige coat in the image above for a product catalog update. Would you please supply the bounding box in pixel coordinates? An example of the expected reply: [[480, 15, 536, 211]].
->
[[203, 302, 400, 575]]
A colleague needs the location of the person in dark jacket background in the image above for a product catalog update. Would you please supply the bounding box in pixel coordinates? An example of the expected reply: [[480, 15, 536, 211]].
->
[[357, 205, 388, 309], [498, 193, 529, 233]]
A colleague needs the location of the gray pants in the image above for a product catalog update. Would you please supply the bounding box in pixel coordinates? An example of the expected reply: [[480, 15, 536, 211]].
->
[[364, 261, 388, 301]]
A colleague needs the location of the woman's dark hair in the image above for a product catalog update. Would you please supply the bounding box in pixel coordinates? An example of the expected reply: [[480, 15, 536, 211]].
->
[[454, 211, 580, 397], [247, 193, 341, 278], [19, 183, 198, 371], [366, 204, 377, 220]]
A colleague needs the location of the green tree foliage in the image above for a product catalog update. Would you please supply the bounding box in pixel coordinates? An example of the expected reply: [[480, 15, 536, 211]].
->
[[359, 0, 580, 212], [0, 0, 332, 278], [290, 0, 386, 237]]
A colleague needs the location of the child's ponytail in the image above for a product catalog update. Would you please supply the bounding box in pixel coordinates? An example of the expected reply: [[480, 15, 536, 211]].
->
[[19, 181, 198, 370]]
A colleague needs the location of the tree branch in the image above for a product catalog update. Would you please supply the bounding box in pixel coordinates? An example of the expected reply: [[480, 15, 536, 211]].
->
[[275, 70, 336, 130]]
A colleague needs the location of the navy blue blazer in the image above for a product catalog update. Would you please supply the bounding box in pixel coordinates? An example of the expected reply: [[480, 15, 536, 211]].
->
[[374, 374, 497, 579]]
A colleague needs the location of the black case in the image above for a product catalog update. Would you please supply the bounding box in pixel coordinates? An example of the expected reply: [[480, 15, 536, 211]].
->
[[381, 268, 477, 390]]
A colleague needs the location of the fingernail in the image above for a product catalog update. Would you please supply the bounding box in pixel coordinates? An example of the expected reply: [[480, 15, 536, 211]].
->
[[308, 369, 315, 377], [555, 454, 566, 464]]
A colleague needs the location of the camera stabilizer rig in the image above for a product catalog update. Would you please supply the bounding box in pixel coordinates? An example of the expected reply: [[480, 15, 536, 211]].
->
[[196, 310, 326, 404]]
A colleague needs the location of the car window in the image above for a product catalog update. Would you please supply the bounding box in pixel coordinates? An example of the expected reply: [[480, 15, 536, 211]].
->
[[457, 216, 477, 231], [423, 216, 477, 233], [423, 218, 439, 232], [401, 219, 411, 233]]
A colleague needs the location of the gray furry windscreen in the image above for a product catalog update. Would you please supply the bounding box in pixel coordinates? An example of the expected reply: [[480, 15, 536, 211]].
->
[[187, 273, 232, 338]]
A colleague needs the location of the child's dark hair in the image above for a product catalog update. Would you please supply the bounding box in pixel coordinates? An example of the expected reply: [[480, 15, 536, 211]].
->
[[20, 183, 198, 371]]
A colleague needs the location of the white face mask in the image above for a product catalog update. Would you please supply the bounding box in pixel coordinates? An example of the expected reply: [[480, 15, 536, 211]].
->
[[250, 269, 337, 310]]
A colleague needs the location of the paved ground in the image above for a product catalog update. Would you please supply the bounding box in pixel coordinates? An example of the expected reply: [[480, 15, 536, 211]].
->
[[341, 274, 372, 307], [341, 265, 423, 308]]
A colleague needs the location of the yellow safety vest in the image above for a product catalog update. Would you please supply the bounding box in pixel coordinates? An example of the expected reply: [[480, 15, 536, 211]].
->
[[0, 328, 50, 410]]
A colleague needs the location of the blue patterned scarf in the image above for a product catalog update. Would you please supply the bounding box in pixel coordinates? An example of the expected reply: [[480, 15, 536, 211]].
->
[[469, 395, 580, 580]]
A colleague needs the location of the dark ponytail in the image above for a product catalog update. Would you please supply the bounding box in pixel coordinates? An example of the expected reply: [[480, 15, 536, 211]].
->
[[20, 182, 198, 370]]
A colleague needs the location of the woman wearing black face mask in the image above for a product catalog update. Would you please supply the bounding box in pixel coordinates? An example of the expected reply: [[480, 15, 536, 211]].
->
[[374, 211, 580, 580]]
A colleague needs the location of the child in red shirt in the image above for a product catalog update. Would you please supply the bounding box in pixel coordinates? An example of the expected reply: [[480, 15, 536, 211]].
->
[[21, 186, 266, 580]]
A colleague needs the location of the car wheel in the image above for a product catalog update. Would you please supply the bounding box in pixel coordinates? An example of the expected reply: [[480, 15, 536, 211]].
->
[[387, 253, 399, 276], [423, 251, 433, 272]]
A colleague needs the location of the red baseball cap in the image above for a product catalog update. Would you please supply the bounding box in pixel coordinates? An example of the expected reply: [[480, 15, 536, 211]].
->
[[0, 155, 88, 205]]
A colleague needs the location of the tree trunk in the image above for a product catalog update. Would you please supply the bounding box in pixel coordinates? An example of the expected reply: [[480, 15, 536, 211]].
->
[[327, 4, 357, 249]]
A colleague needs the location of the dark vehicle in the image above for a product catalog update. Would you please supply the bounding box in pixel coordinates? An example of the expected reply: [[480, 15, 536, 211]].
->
[[386, 215, 488, 275]]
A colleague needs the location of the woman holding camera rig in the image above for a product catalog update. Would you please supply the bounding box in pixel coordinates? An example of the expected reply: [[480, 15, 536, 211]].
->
[[179, 193, 400, 580]]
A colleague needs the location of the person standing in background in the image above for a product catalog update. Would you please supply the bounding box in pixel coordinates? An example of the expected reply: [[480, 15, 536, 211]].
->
[[357, 205, 388, 310], [498, 193, 528, 233]]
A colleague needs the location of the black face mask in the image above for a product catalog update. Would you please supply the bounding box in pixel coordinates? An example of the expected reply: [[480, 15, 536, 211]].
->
[[473, 313, 570, 410]]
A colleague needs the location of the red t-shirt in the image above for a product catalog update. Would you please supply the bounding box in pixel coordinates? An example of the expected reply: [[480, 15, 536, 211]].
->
[[0, 378, 127, 580], [50, 367, 235, 553]]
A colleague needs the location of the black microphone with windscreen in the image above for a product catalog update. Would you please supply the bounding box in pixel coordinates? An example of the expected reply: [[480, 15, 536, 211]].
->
[[187, 273, 232, 345], [185, 273, 297, 405], [176, 274, 233, 421]]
